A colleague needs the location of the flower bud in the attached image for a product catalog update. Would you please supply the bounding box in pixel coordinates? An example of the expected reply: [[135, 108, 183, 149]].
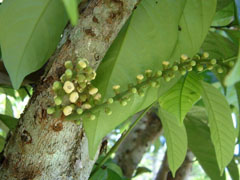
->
[[107, 98, 114, 104], [181, 54, 188, 62], [217, 67, 224, 74], [186, 66, 192, 71], [113, 85, 120, 94], [156, 70, 162, 77], [82, 103, 92, 110], [77, 74, 86, 83], [63, 81, 75, 94], [138, 90, 145, 97], [197, 65, 204, 72], [64, 61, 73, 69], [63, 106, 73, 116], [69, 92, 79, 103], [80, 94, 88, 102], [210, 59, 217, 65], [229, 61, 235, 67], [65, 69, 73, 79], [94, 93, 102, 101], [89, 87, 98, 95], [202, 52, 209, 59], [162, 61, 170, 69], [164, 76, 171, 82], [77, 60, 87, 69], [120, 100, 127, 106], [47, 107, 55, 114], [207, 64, 213, 70], [53, 81, 62, 91], [172, 65, 178, 71], [105, 107, 112, 116], [77, 108, 83, 115], [190, 61, 196, 66], [136, 74, 144, 83], [151, 81, 157, 87], [60, 74, 66, 83], [131, 88, 137, 94], [180, 70, 187, 75], [90, 114, 96, 120], [54, 96, 62, 105], [145, 69, 153, 77]]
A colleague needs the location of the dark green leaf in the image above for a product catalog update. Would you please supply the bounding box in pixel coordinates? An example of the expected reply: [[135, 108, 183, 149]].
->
[[200, 81, 236, 173], [213, 2, 234, 26], [159, 72, 201, 123], [158, 107, 187, 176], [227, 158, 239, 180], [133, 167, 151, 177], [62, 0, 79, 26], [0, 114, 18, 130], [185, 107, 225, 180], [0, 0, 68, 89], [105, 162, 123, 177], [216, 0, 233, 11], [0, 135, 5, 152]]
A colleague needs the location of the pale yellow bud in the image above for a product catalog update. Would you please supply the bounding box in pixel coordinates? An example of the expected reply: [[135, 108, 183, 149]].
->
[[136, 74, 144, 81], [181, 54, 188, 61], [94, 93, 102, 100], [63, 106, 73, 116], [82, 103, 92, 110], [78, 61, 87, 69], [89, 87, 98, 95], [113, 85, 120, 90], [69, 92, 79, 103], [63, 81, 75, 94]]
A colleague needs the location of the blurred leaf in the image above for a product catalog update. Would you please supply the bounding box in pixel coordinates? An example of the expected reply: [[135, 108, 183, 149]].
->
[[224, 29, 240, 46], [185, 107, 226, 180], [200, 81, 236, 173], [89, 168, 108, 180], [227, 158, 239, 180], [225, 41, 240, 86], [107, 169, 123, 180], [105, 162, 123, 177], [159, 72, 201, 123], [0, 135, 5, 152], [213, 2, 234, 26], [0, 0, 68, 89], [0, 114, 18, 130], [158, 107, 187, 176], [85, 0, 217, 159], [62, 0, 79, 26], [133, 167, 151, 177], [216, 0, 233, 11], [5, 97, 13, 117]]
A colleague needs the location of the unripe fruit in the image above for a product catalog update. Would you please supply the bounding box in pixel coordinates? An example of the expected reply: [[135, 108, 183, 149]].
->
[[78, 74, 86, 83], [54, 96, 62, 105], [63, 81, 75, 94], [131, 88, 137, 94], [186, 66, 192, 71], [210, 59, 217, 65], [63, 106, 73, 116], [207, 64, 213, 70], [121, 100, 127, 106], [151, 81, 157, 87], [90, 114, 96, 120], [77, 108, 83, 115], [164, 76, 171, 82], [172, 65, 178, 71], [180, 70, 187, 75], [53, 81, 62, 91], [65, 69, 73, 79], [64, 61, 73, 69], [197, 65, 204, 72], [69, 92, 79, 103], [82, 103, 92, 110], [229, 61, 235, 67], [80, 94, 88, 102], [107, 98, 114, 104], [89, 87, 98, 95], [156, 70, 162, 77], [138, 90, 145, 97], [47, 107, 55, 114]]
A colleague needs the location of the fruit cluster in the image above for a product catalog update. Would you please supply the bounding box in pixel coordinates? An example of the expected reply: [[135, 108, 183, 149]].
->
[[48, 53, 235, 123]]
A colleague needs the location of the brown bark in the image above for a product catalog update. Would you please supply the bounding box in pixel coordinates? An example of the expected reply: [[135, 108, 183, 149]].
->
[[114, 110, 163, 178], [155, 151, 194, 180], [0, 0, 138, 179]]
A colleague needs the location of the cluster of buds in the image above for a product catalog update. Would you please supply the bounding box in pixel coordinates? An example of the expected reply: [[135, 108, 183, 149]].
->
[[48, 53, 235, 123], [47, 58, 101, 120]]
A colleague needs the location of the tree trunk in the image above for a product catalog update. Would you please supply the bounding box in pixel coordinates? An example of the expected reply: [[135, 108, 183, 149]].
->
[[114, 110, 163, 178], [0, 0, 138, 179], [155, 151, 194, 180]]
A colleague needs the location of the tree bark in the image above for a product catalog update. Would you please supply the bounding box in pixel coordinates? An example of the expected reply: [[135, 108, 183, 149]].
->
[[114, 110, 163, 178], [0, 0, 138, 179], [155, 151, 194, 180]]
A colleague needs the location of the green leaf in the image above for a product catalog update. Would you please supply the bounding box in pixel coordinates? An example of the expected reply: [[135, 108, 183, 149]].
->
[[227, 158, 239, 180], [185, 107, 226, 180], [62, 0, 79, 26], [0, 0, 68, 89], [0, 114, 18, 130], [216, 0, 233, 11], [105, 162, 123, 177], [0, 135, 5, 152], [213, 2, 235, 26], [159, 72, 201, 123], [5, 97, 13, 117], [133, 167, 151, 177], [85, 0, 216, 159], [225, 41, 240, 86], [158, 107, 187, 176], [200, 81, 236, 173]]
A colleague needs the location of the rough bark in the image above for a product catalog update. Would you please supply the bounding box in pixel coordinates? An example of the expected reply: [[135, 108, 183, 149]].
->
[[0, 0, 138, 179], [155, 151, 194, 180], [114, 110, 163, 178]]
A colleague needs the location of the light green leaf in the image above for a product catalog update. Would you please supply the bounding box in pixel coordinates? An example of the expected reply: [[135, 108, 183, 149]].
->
[[5, 96, 13, 117], [62, 0, 79, 26], [225, 41, 240, 86], [0, 0, 68, 89], [0, 114, 18, 130], [85, 0, 216, 159], [159, 72, 201, 123], [200, 81, 236, 173], [158, 107, 187, 176], [185, 107, 225, 180], [227, 158, 239, 180]]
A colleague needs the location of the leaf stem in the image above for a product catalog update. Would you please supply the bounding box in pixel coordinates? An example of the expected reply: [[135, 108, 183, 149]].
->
[[89, 103, 153, 177]]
